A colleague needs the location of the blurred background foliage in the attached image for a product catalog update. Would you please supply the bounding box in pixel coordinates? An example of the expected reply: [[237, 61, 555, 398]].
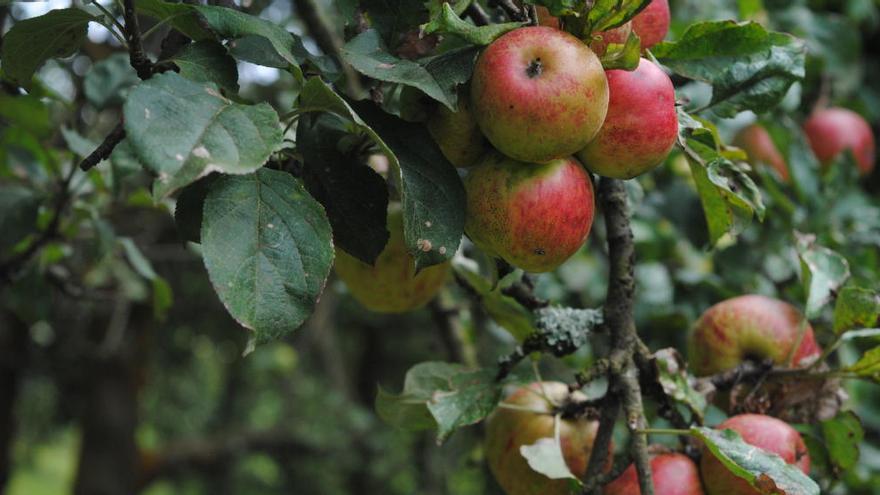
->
[[1, 0, 879, 494]]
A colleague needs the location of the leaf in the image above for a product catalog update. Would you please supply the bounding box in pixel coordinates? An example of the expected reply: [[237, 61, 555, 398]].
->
[[359, 0, 428, 45], [0, 94, 52, 138], [0, 8, 96, 87], [451, 260, 535, 340], [423, 3, 524, 45], [653, 348, 707, 421], [119, 237, 174, 320], [533, 307, 602, 356], [174, 175, 217, 243], [123, 72, 282, 199], [83, 53, 140, 109], [520, 418, 579, 482], [600, 32, 642, 71], [427, 367, 503, 443], [795, 235, 850, 319], [0, 185, 41, 256], [200, 168, 334, 343], [135, 0, 213, 41], [833, 287, 880, 335], [341, 29, 478, 111], [844, 346, 880, 382], [170, 40, 240, 93], [653, 21, 806, 118], [297, 113, 390, 265], [527, 0, 581, 16], [820, 411, 864, 473], [692, 427, 820, 495], [588, 0, 651, 32]]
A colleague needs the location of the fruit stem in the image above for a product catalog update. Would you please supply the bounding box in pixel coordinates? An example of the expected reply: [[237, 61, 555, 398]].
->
[[636, 428, 690, 436]]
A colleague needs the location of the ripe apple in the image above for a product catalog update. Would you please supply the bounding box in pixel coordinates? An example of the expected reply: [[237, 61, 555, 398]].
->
[[470, 26, 609, 163], [700, 414, 810, 495], [464, 153, 595, 273], [426, 96, 486, 168], [589, 22, 632, 57], [688, 295, 821, 376], [632, 0, 670, 49], [535, 6, 561, 29], [577, 58, 677, 179], [803, 107, 876, 176], [334, 206, 449, 313], [733, 124, 789, 182], [604, 451, 705, 495], [485, 381, 605, 495]]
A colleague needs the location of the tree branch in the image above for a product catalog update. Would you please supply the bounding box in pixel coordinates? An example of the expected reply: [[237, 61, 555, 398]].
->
[[79, 121, 126, 171], [122, 0, 153, 80], [293, 0, 362, 97]]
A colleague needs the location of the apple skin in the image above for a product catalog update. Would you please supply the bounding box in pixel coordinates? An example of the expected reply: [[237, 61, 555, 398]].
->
[[688, 295, 821, 376], [632, 0, 670, 49], [589, 22, 632, 57], [485, 382, 605, 495], [734, 124, 789, 182], [803, 107, 876, 176], [700, 414, 810, 495], [464, 153, 595, 273], [604, 452, 705, 495], [334, 207, 449, 313], [426, 96, 486, 168], [470, 26, 609, 163], [577, 58, 678, 179]]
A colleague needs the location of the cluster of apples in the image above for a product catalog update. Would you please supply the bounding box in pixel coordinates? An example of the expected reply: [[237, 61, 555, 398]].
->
[[485, 293, 819, 495], [336, 1, 676, 313]]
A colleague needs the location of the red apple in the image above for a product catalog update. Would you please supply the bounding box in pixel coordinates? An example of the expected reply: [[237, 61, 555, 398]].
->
[[334, 206, 449, 313], [589, 22, 632, 58], [577, 58, 678, 179], [688, 295, 821, 376], [700, 414, 810, 495], [604, 451, 705, 495], [470, 26, 609, 163], [734, 124, 789, 182], [803, 107, 876, 176], [535, 6, 561, 29], [632, 0, 670, 49], [464, 153, 595, 273], [426, 95, 486, 168], [485, 381, 605, 495]]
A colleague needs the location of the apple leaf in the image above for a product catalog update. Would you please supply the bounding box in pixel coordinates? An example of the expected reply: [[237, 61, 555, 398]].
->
[[692, 427, 820, 495], [588, 0, 651, 32], [83, 53, 140, 110], [520, 416, 580, 482], [200, 168, 334, 343], [358, 0, 429, 46], [427, 368, 504, 443], [833, 286, 880, 335], [297, 113, 390, 265], [795, 235, 851, 319], [119, 237, 174, 321], [169, 40, 240, 93], [452, 260, 535, 341], [821, 411, 864, 474], [599, 32, 642, 71], [0, 185, 41, 257], [844, 346, 880, 383], [173, 175, 218, 244], [653, 21, 805, 118], [423, 3, 524, 45], [652, 348, 707, 422], [0, 8, 96, 88], [123, 72, 282, 199], [135, 0, 213, 41], [296, 78, 466, 269]]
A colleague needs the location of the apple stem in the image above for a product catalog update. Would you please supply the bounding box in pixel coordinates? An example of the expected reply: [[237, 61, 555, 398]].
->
[[636, 427, 691, 436]]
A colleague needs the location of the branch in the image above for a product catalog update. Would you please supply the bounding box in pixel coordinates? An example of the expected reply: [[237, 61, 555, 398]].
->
[[293, 0, 362, 97], [79, 121, 126, 171], [465, 3, 491, 26], [122, 0, 153, 80], [489, 0, 527, 21]]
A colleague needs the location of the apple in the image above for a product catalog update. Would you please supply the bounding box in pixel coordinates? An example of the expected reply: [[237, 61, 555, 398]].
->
[[589, 22, 632, 57], [733, 124, 789, 182], [700, 414, 810, 495], [604, 451, 705, 495], [577, 58, 678, 179], [803, 107, 876, 176], [426, 95, 486, 168], [485, 381, 605, 495], [464, 152, 595, 273], [688, 295, 821, 376], [632, 0, 670, 49], [470, 26, 609, 163], [334, 206, 449, 313], [535, 6, 561, 29]]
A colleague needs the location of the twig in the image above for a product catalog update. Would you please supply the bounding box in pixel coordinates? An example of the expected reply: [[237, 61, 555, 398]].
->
[[489, 0, 527, 21], [292, 0, 362, 97], [122, 0, 153, 80], [465, 3, 491, 26], [79, 122, 126, 171]]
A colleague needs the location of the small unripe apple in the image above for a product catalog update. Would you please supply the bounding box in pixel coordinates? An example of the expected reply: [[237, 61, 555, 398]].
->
[[803, 107, 876, 175], [733, 124, 789, 182], [688, 295, 821, 376], [632, 0, 670, 49], [589, 22, 632, 57], [535, 6, 561, 29], [485, 381, 605, 495], [334, 206, 449, 313], [700, 414, 810, 495], [470, 26, 609, 163], [577, 58, 677, 179], [604, 451, 705, 495], [426, 96, 486, 168], [464, 153, 595, 273]]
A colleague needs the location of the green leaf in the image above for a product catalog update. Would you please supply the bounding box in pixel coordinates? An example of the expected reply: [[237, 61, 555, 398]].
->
[[599, 32, 642, 70], [83, 53, 140, 110], [297, 113, 390, 265], [169, 40, 240, 93], [135, 0, 213, 41], [341, 29, 478, 111], [173, 175, 217, 243], [200, 168, 334, 343], [123, 72, 282, 199], [588, 0, 651, 32], [821, 411, 864, 473], [520, 418, 580, 482], [526, 0, 581, 16], [0, 8, 96, 88], [844, 346, 880, 382], [0, 185, 41, 256], [423, 3, 524, 45], [795, 236, 851, 319], [653, 21, 805, 117], [653, 348, 707, 421], [451, 260, 535, 340], [358, 0, 428, 45], [119, 237, 174, 320], [833, 287, 880, 335], [692, 426, 820, 495], [0, 94, 52, 138]]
